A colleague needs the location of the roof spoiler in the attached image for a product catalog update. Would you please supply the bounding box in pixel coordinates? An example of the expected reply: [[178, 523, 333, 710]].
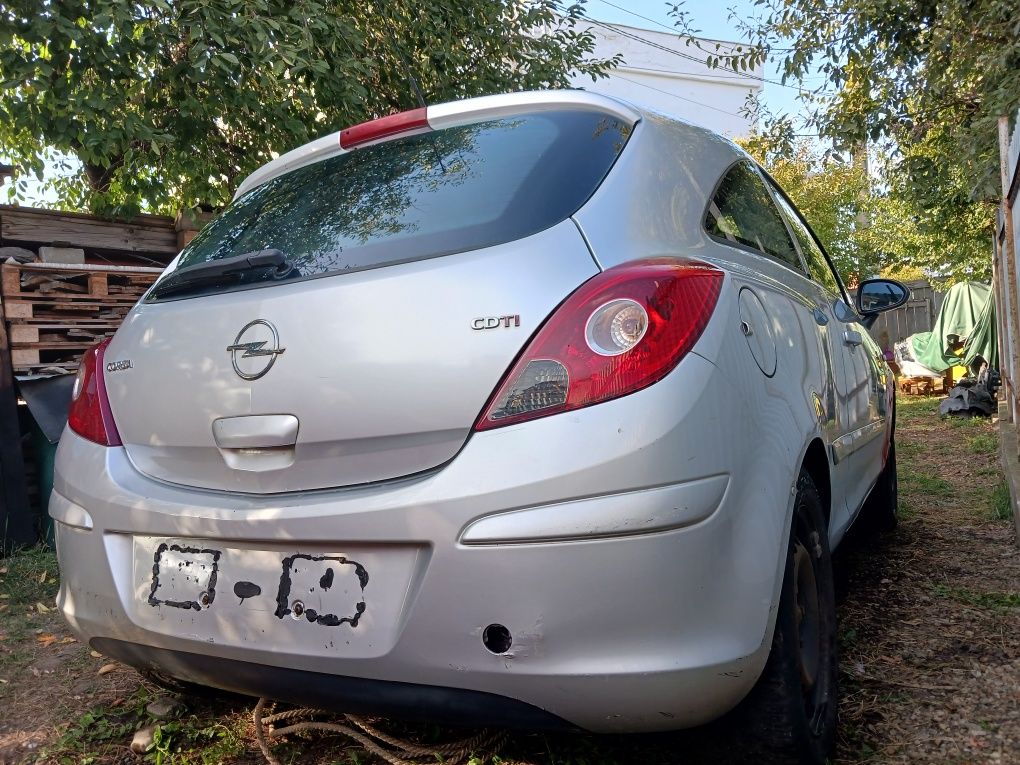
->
[[233, 90, 641, 200]]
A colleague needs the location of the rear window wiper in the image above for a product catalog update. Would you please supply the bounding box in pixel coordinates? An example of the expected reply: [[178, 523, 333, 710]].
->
[[150, 249, 298, 300]]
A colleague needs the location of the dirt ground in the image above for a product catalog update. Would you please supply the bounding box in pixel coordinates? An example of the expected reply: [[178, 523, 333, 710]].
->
[[0, 394, 1017, 764]]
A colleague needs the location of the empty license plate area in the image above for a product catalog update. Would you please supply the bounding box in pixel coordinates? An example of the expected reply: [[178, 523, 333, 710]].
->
[[148, 543, 220, 610], [275, 554, 368, 627], [129, 537, 426, 658]]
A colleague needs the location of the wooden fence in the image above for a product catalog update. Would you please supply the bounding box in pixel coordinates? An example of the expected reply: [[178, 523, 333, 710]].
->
[[995, 115, 1020, 431], [867, 279, 944, 347]]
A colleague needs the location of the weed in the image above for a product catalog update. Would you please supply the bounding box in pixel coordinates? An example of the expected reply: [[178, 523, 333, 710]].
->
[[147, 716, 248, 765], [967, 433, 998, 454], [49, 689, 151, 763], [990, 481, 1014, 521]]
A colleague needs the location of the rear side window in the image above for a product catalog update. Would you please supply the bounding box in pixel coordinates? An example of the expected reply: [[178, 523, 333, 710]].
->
[[705, 162, 801, 271], [153, 110, 632, 300], [768, 183, 843, 297]]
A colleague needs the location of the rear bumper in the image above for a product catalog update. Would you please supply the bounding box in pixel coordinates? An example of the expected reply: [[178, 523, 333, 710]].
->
[[93, 638, 570, 730], [52, 352, 794, 733]]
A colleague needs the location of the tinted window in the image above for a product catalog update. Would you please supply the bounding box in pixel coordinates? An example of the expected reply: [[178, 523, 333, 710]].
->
[[154, 111, 632, 300], [705, 162, 801, 270], [768, 181, 843, 296]]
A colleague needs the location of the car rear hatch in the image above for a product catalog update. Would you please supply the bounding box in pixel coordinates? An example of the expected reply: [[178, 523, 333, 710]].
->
[[103, 98, 638, 493]]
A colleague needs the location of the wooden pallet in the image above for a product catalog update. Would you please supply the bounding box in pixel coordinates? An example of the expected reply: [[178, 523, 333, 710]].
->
[[1, 261, 163, 374]]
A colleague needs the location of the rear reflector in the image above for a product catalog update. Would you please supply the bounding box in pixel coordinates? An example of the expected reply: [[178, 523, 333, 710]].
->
[[68, 338, 122, 446], [339, 107, 429, 149], [475, 259, 723, 430]]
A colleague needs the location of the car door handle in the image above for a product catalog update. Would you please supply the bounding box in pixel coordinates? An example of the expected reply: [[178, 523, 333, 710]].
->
[[843, 330, 863, 347]]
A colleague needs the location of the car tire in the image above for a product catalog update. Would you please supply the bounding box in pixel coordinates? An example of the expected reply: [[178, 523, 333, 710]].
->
[[741, 470, 838, 765], [858, 440, 898, 534]]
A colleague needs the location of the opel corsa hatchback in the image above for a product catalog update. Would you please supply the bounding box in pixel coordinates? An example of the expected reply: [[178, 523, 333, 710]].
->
[[53, 91, 908, 764]]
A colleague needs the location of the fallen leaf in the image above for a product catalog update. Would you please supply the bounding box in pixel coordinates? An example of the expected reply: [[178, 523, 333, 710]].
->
[[98, 663, 117, 676], [0, 605, 7, 613], [29, 667, 40, 677], [0, 678, 7, 684], [59, 637, 77, 644], [35, 602, 50, 613], [38, 570, 46, 584], [36, 634, 58, 647], [0, 566, 8, 574], [89, 650, 103, 659], [0, 594, 9, 599]]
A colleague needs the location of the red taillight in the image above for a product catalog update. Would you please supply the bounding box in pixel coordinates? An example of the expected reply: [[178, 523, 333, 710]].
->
[[339, 107, 429, 149], [68, 338, 122, 446], [475, 259, 723, 431]]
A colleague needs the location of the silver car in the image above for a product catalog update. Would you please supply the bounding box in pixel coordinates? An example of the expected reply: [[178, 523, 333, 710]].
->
[[53, 90, 907, 763]]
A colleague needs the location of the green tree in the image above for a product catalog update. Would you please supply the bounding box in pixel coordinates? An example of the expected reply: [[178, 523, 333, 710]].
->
[[741, 116, 991, 287], [740, 117, 875, 282], [673, 0, 1013, 284], [0, 1, 618, 216]]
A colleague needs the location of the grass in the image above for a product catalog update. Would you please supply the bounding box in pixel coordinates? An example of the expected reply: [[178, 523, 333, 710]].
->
[[896, 440, 923, 457], [943, 415, 986, 429], [990, 481, 1014, 521], [899, 468, 955, 497], [967, 433, 998, 454], [932, 584, 1020, 612], [897, 396, 941, 416], [897, 498, 917, 521], [0, 546, 60, 685]]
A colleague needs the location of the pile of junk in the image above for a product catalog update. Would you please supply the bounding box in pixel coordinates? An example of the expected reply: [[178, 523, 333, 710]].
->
[[893, 281, 999, 417]]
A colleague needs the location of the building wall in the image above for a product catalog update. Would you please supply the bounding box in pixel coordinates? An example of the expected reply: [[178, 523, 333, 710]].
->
[[569, 20, 764, 138]]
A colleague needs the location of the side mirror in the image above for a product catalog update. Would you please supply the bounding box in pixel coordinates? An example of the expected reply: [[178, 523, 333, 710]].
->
[[856, 278, 909, 328]]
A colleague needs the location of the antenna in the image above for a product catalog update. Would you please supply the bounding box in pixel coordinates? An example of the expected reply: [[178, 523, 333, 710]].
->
[[382, 24, 427, 111]]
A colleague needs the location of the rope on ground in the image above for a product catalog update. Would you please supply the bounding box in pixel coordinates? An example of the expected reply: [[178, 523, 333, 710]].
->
[[253, 697, 508, 765]]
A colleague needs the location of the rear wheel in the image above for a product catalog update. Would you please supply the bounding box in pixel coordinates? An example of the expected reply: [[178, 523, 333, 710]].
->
[[742, 471, 837, 764], [857, 439, 898, 534]]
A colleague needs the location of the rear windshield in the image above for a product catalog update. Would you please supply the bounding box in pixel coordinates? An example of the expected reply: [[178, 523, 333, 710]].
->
[[151, 109, 633, 300]]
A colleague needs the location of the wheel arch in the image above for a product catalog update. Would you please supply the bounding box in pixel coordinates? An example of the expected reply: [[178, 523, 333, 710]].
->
[[800, 437, 831, 527]]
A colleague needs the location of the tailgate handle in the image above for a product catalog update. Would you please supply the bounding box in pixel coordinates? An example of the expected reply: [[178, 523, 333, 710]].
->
[[213, 415, 299, 449]]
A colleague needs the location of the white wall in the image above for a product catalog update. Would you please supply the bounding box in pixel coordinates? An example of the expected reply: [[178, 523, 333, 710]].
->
[[569, 20, 763, 138]]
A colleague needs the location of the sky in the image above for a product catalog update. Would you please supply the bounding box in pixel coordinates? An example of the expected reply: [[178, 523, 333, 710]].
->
[[583, 0, 819, 126], [11, 0, 823, 207]]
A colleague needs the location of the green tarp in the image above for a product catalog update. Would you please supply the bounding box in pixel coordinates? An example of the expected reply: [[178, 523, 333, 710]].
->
[[909, 281, 997, 374]]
